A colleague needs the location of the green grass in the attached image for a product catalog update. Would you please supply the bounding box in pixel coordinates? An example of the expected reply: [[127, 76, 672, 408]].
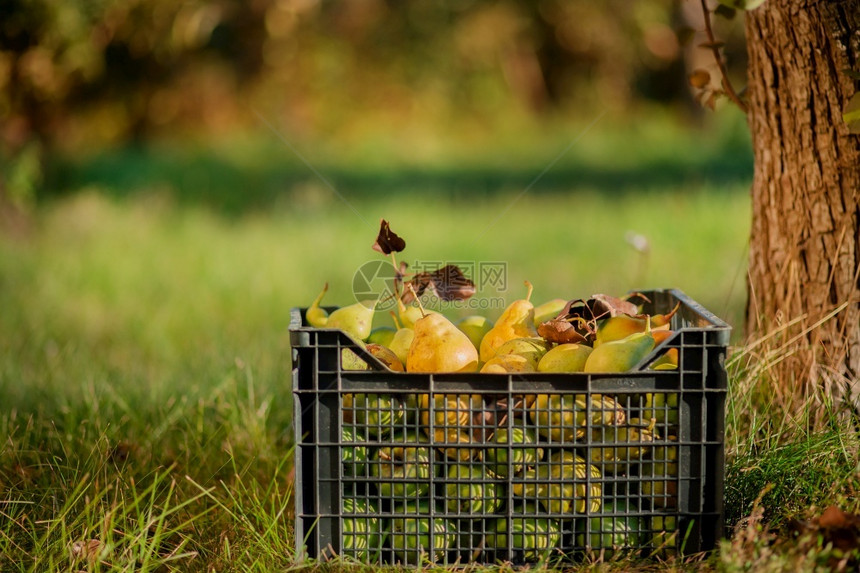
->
[[2, 118, 859, 570]]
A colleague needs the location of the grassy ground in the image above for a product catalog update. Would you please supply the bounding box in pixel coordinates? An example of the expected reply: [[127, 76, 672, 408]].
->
[[2, 117, 859, 571]]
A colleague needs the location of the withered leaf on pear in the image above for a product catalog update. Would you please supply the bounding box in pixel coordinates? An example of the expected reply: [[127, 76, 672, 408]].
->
[[589, 293, 640, 318], [371, 219, 406, 254], [401, 264, 476, 303], [537, 318, 589, 345]]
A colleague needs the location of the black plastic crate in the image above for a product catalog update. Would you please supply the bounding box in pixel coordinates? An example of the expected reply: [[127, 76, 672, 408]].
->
[[289, 289, 730, 566]]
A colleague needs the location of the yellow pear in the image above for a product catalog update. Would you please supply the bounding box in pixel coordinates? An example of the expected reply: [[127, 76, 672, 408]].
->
[[407, 312, 479, 373], [327, 298, 378, 341], [480, 281, 539, 362], [366, 343, 405, 372], [537, 343, 592, 372], [306, 283, 330, 327], [480, 354, 535, 373], [493, 337, 549, 369]]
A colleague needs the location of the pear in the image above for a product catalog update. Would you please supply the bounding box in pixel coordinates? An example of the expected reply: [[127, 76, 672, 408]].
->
[[388, 327, 415, 368], [537, 343, 592, 372], [575, 500, 641, 558], [643, 392, 679, 424], [327, 298, 378, 341], [594, 314, 650, 347], [589, 417, 658, 474], [456, 315, 494, 350], [593, 303, 679, 347], [306, 283, 330, 327], [532, 298, 568, 327], [419, 393, 482, 461], [649, 348, 679, 370], [650, 515, 679, 557], [444, 463, 503, 514], [529, 393, 626, 443], [367, 326, 397, 347], [407, 312, 479, 373], [397, 298, 437, 329], [513, 451, 602, 514], [366, 343, 405, 372], [342, 340, 369, 371], [583, 331, 656, 373], [480, 281, 539, 362], [480, 354, 535, 373], [353, 393, 405, 437], [341, 497, 384, 562], [484, 504, 561, 564], [370, 432, 434, 500], [641, 441, 679, 509], [484, 426, 543, 477], [341, 425, 369, 478], [493, 337, 549, 369], [389, 500, 456, 565]]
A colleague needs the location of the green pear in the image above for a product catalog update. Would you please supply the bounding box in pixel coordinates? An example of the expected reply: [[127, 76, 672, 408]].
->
[[492, 337, 550, 369], [370, 432, 434, 500], [306, 283, 330, 327], [367, 326, 397, 347], [514, 451, 602, 515], [650, 515, 678, 556], [407, 313, 479, 373], [529, 393, 626, 443], [352, 393, 405, 437], [484, 426, 543, 478], [444, 463, 503, 514], [589, 418, 657, 474], [342, 340, 369, 371], [327, 298, 378, 341], [641, 442, 679, 509], [643, 392, 680, 424], [456, 315, 494, 350], [533, 298, 568, 327], [342, 425, 369, 478], [480, 281, 539, 362], [388, 327, 414, 368], [574, 500, 641, 558], [537, 343, 593, 372], [397, 299, 438, 329], [583, 331, 656, 373], [484, 504, 561, 563], [341, 497, 384, 562], [389, 501, 457, 565]]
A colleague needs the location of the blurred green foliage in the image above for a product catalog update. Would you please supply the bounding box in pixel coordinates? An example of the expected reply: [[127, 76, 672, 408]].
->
[[0, 0, 747, 154]]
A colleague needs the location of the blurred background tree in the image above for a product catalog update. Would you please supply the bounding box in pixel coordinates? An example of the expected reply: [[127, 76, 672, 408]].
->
[[0, 0, 746, 152]]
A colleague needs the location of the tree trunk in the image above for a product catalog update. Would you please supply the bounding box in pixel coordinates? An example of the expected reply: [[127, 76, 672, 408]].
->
[[744, 1, 860, 408]]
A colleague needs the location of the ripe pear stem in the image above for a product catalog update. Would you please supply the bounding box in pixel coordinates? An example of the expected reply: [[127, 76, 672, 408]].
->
[[389, 311, 402, 330], [524, 281, 534, 302], [407, 284, 427, 318]]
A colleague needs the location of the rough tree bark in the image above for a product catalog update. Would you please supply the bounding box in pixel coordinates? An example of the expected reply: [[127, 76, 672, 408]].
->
[[744, 1, 860, 406]]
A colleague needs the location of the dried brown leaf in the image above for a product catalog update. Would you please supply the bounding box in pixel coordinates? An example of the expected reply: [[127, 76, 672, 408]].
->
[[538, 318, 589, 345], [589, 293, 640, 318], [402, 264, 475, 303], [371, 219, 406, 255]]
